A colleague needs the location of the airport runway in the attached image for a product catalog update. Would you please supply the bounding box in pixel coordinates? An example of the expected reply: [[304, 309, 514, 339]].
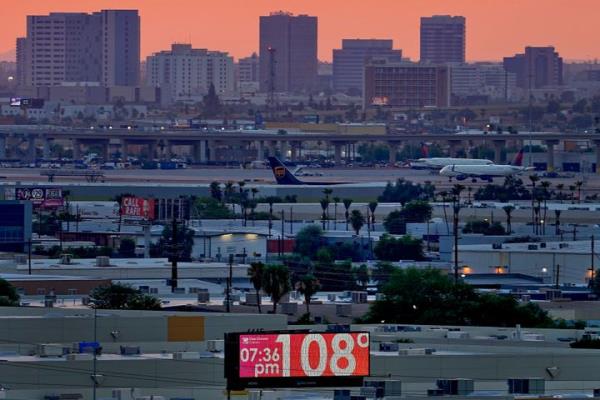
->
[[2, 166, 600, 194]]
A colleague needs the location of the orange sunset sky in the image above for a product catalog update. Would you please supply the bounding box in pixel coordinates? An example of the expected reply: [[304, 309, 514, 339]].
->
[[1, 0, 599, 62]]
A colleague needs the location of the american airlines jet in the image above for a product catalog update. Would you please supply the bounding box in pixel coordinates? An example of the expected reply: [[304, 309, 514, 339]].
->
[[439, 149, 534, 182], [408, 142, 494, 170]]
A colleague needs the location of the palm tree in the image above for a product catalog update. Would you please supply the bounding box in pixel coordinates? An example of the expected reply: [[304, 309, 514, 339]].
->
[[209, 181, 222, 202], [368, 201, 378, 227], [224, 181, 234, 203], [319, 198, 330, 230], [295, 274, 321, 315], [502, 205, 515, 233], [575, 180, 584, 203], [262, 264, 291, 314], [250, 187, 259, 201], [554, 209, 562, 235], [569, 185, 576, 204], [556, 183, 564, 203], [343, 198, 353, 231], [332, 197, 340, 230], [349, 209, 366, 235], [249, 262, 265, 313], [438, 190, 450, 234]]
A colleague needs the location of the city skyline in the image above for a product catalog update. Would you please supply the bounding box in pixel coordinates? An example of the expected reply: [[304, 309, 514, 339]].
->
[[1, 0, 600, 63]]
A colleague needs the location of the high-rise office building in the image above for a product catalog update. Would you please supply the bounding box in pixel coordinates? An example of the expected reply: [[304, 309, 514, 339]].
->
[[146, 43, 234, 102], [259, 12, 317, 93], [503, 46, 563, 89], [420, 15, 466, 64], [100, 10, 140, 87], [363, 59, 450, 108], [238, 53, 260, 83], [332, 39, 403, 94], [17, 10, 139, 88]]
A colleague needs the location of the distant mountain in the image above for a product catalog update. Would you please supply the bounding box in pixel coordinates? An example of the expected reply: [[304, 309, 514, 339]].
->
[[0, 49, 16, 62]]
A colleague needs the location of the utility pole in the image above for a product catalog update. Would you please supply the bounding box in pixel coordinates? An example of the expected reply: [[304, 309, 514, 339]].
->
[[170, 216, 178, 293], [453, 200, 460, 284], [591, 235, 595, 284], [226, 254, 233, 313], [267, 47, 276, 120], [555, 264, 561, 289]]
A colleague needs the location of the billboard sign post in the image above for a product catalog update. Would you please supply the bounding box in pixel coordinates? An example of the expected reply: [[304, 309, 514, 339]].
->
[[225, 331, 370, 390]]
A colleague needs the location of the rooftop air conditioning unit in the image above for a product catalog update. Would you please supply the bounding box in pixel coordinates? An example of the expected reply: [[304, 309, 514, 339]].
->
[[540, 242, 547, 248], [37, 344, 65, 357], [508, 378, 545, 395], [173, 351, 201, 360], [364, 379, 402, 397], [119, 346, 141, 356], [280, 302, 298, 315], [527, 244, 538, 250], [379, 342, 399, 352], [96, 256, 110, 267], [437, 379, 474, 395], [207, 340, 224, 352], [336, 304, 352, 317], [559, 243, 569, 249], [492, 243, 502, 250], [351, 291, 368, 304]]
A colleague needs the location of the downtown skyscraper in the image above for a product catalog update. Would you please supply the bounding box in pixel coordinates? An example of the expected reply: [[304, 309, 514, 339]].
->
[[420, 15, 466, 64], [259, 12, 318, 93], [16, 10, 140, 88]]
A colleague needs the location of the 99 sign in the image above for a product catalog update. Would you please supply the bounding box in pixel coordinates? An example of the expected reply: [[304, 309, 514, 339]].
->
[[238, 332, 369, 379]]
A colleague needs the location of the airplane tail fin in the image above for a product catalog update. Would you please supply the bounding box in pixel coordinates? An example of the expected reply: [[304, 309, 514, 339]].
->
[[267, 157, 304, 185], [420, 142, 429, 158], [511, 149, 524, 167]]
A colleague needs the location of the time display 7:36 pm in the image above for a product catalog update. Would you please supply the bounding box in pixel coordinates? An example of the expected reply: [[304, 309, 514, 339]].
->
[[238, 332, 369, 378]]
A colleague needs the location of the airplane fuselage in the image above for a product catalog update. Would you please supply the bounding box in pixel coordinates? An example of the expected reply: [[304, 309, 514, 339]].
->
[[411, 158, 493, 170]]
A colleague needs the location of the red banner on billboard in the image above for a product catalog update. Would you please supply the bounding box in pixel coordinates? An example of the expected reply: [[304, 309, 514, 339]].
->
[[238, 332, 369, 379], [120, 197, 155, 220]]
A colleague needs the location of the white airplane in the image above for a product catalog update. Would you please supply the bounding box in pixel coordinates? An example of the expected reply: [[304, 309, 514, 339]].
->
[[410, 157, 494, 170], [439, 149, 534, 182]]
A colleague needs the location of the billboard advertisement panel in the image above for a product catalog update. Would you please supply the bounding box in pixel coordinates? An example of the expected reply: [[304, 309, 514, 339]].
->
[[225, 331, 369, 389], [120, 197, 155, 220], [14, 187, 63, 208]]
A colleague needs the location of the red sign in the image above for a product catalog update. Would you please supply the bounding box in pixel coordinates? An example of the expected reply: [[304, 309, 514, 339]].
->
[[120, 197, 155, 220], [238, 332, 369, 379]]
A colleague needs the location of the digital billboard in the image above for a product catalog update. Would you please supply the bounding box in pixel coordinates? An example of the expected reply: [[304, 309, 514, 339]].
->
[[14, 187, 63, 209], [225, 331, 370, 390], [120, 197, 155, 220]]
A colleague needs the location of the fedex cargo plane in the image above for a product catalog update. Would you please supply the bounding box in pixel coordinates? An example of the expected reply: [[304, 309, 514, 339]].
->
[[439, 149, 534, 182], [268, 157, 347, 185]]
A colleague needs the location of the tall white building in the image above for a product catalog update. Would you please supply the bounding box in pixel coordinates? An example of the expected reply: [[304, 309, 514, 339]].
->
[[450, 63, 517, 102], [146, 44, 234, 102]]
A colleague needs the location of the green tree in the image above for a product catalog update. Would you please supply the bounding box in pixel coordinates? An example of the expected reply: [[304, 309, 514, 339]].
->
[[374, 234, 425, 261], [209, 182, 222, 202], [118, 237, 136, 257], [194, 197, 235, 219], [202, 83, 222, 117], [343, 198, 353, 231], [349, 210, 365, 235], [503, 205, 515, 233], [262, 264, 291, 313], [294, 225, 323, 258], [150, 224, 195, 261], [90, 283, 160, 310], [0, 279, 20, 306], [384, 201, 433, 234], [249, 262, 265, 314], [362, 268, 553, 327], [295, 274, 321, 315], [352, 264, 370, 288]]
